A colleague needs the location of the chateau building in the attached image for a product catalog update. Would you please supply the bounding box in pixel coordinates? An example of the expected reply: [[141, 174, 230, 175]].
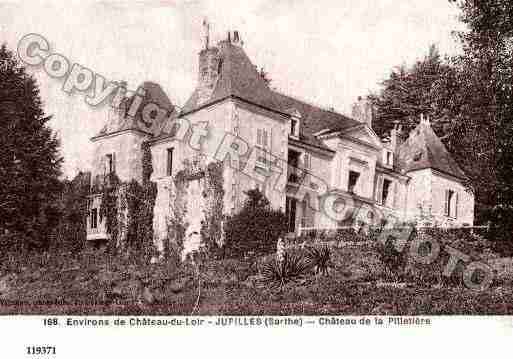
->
[[86, 28, 474, 253]]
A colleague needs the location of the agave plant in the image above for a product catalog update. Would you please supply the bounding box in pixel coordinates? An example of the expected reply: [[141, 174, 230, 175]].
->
[[261, 252, 310, 287], [305, 245, 332, 276]]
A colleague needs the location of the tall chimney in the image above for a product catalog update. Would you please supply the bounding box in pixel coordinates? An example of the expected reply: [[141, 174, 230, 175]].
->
[[390, 120, 400, 150], [351, 96, 373, 128], [197, 41, 222, 105], [202, 18, 210, 50]]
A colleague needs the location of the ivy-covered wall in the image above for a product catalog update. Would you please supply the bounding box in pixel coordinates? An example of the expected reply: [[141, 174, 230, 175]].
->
[[95, 142, 157, 261], [165, 158, 225, 261]]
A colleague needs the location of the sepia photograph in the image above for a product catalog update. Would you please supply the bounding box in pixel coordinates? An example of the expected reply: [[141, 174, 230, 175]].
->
[[0, 0, 511, 356]]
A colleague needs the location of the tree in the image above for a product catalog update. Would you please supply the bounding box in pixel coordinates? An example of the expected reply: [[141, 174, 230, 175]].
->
[[56, 171, 90, 252], [369, 44, 454, 139], [369, 2, 509, 230], [0, 43, 63, 250], [224, 189, 287, 258], [447, 0, 513, 246]]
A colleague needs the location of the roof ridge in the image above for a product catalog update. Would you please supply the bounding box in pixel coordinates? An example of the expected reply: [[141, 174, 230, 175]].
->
[[272, 90, 345, 116]]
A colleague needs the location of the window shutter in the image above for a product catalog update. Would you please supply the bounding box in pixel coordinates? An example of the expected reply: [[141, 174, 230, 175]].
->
[[257, 129, 262, 146], [112, 153, 116, 174], [376, 176, 384, 204], [444, 190, 450, 216]]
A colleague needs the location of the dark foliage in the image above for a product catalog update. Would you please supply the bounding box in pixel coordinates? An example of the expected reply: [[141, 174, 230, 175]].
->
[[448, 0, 512, 249], [224, 189, 287, 258], [99, 172, 121, 253], [305, 245, 332, 275], [377, 237, 407, 273], [261, 252, 310, 286], [369, 44, 453, 139], [55, 171, 91, 252], [0, 43, 63, 250]]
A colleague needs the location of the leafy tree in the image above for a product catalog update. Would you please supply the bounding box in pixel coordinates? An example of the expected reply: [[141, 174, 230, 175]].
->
[[369, 0, 510, 230], [57, 171, 90, 252], [369, 44, 454, 139], [447, 0, 512, 246], [224, 189, 287, 258], [0, 43, 63, 250]]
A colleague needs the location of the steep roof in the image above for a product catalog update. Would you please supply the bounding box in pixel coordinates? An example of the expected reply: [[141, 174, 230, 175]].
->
[[397, 120, 466, 179], [181, 40, 280, 114], [181, 41, 360, 152], [94, 81, 175, 138], [270, 92, 361, 151]]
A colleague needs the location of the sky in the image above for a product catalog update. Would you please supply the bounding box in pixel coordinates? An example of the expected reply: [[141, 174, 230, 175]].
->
[[0, 0, 466, 178]]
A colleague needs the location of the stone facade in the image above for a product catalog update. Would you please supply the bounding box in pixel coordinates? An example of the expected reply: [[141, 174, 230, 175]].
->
[[85, 30, 475, 250]]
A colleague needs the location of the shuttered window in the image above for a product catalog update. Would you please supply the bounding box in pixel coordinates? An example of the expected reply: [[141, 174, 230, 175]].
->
[[256, 128, 270, 168]]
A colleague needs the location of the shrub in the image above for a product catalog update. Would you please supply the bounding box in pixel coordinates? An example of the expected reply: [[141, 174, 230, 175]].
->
[[224, 189, 287, 258], [377, 237, 407, 273], [261, 252, 310, 286], [305, 245, 332, 275]]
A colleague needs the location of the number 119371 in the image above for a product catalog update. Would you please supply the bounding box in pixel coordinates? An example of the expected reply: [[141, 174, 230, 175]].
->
[[27, 346, 56, 355]]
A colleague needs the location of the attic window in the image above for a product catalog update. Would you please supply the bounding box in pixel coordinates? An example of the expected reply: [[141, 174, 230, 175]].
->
[[290, 118, 300, 137], [291, 119, 297, 135]]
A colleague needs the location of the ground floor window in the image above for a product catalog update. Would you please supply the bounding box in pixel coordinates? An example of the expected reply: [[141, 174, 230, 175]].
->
[[91, 208, 98, 229]]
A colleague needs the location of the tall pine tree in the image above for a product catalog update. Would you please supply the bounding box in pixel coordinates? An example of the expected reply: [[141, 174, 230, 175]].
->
[[0, 43, 63, 250]]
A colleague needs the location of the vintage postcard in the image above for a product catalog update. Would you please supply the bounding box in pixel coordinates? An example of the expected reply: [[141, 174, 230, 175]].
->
[[0, 0, 510, 357]]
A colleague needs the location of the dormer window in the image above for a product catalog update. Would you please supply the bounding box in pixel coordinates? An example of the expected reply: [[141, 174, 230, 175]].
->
[[288, 108, 301, 138], [291, 118, 298, 136], [382, 150, 393, 167]]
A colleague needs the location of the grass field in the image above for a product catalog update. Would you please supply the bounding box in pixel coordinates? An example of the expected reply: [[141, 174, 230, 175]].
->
[[1, 241, 513, 315]]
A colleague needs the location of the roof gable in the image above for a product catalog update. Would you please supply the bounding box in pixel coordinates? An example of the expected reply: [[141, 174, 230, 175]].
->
[[341, 125, 383, 149]]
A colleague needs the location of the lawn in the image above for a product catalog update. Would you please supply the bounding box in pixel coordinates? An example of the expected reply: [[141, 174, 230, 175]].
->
[[1, 241, 513, 315]]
